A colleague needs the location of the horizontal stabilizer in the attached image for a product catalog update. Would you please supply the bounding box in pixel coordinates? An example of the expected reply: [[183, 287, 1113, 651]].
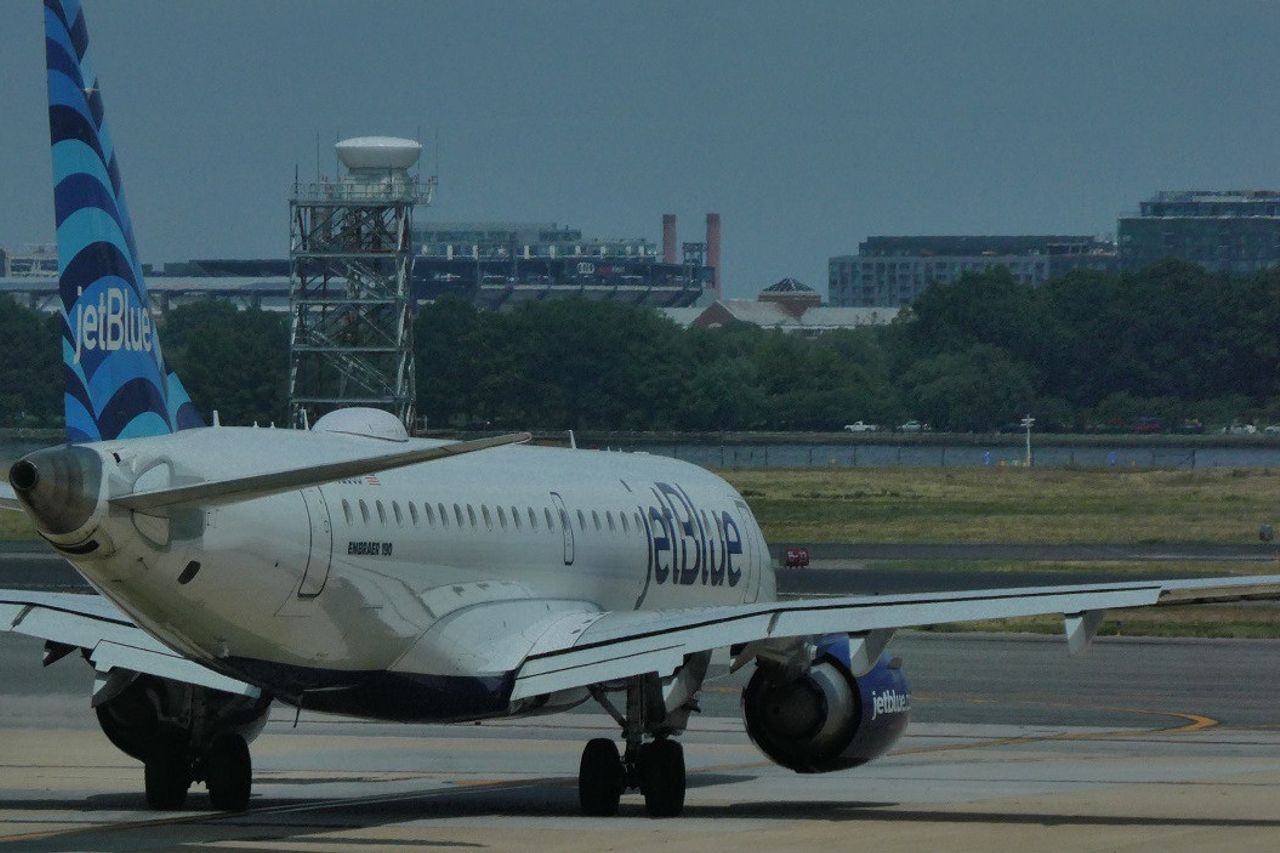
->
[[111, 432, 531, 512]]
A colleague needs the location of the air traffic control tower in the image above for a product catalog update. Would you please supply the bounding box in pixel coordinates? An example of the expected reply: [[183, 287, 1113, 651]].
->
[[287, 137, 436, 430]]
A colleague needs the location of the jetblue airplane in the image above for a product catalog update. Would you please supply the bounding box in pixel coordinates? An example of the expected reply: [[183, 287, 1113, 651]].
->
[[3, 0, 1278, 818]]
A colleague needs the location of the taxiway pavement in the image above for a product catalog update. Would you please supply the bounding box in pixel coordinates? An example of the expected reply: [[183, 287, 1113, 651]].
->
[[2, 629, 1279, 852]]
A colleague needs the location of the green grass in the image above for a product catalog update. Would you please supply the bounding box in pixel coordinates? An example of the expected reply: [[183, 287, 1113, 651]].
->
[[724, 466, 1280, 638], [723, 466, 1280, 545], [0, 509, 35, 540]]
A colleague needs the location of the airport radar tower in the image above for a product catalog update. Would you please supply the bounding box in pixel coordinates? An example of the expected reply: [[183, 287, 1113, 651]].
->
[[288, 137, 436, 430]]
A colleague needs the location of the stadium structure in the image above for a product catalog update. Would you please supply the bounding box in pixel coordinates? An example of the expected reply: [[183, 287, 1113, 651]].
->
[[1, 215, 719, 315]]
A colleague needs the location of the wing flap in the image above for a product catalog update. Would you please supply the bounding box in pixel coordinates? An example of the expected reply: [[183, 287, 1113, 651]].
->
[[510, 575, 1280, 700], [2, 590, 258, 698]]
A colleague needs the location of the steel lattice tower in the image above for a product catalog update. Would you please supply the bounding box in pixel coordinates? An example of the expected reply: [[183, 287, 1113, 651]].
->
[[288, 138, 435, 430]]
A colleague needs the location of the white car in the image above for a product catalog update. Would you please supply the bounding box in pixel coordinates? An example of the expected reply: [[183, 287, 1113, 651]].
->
[[1225, 424, 1257, 435], [1264, 425, 1280, 435], [843, 421, 881, 433], [897, 420, 930, 433]]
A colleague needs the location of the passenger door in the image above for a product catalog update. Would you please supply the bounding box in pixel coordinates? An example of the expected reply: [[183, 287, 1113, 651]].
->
[[550, 491, 574, 565], [734, 499, 762, 602], [299, 487, 333, 596]]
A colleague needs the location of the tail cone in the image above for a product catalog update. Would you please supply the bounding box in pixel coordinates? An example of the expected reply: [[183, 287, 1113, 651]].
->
[[10, 446, 103, 535]]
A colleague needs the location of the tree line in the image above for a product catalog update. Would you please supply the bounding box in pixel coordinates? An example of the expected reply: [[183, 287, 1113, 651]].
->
[[2, 259, 1278, 433]]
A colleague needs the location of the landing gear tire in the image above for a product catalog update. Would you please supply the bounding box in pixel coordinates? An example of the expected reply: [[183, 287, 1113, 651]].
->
[[205, 733, 252, 811], [578, 738, 624, 817], [639, 738, 685, 818], [144, 751, 191, 811]]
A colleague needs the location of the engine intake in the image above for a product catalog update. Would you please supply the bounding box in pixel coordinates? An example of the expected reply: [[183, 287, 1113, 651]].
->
[[742, 646, 910, 773]]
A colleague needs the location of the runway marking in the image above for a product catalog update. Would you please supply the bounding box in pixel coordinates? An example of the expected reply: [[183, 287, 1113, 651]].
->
[[1136, 709, 1217, 734], [891, 707, 1218, 757]]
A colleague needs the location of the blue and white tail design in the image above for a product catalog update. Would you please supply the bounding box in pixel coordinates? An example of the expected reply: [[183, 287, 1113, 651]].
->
[[44, 0, 202, 443]]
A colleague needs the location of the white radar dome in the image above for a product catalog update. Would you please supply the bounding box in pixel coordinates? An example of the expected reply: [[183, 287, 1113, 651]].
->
[[335, 137, 422, 171], [312, 407, 409, 442]]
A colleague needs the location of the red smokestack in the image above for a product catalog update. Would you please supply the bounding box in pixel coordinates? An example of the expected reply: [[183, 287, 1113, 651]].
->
[[705, 212, 721, 295], [662, 214, 677, 264]]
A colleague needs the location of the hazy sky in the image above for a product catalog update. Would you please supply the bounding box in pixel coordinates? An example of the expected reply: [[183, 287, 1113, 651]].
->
[[3, 1, 1280, 298]]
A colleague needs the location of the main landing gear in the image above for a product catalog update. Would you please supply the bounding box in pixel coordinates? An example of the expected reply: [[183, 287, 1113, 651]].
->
[[143, 732, 253, 811], [577, 674, 691, 818]]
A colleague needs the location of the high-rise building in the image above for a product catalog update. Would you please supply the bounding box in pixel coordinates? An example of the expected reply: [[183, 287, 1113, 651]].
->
[[1118, 191, 1280, 274], [829, 236, 1116, 307]]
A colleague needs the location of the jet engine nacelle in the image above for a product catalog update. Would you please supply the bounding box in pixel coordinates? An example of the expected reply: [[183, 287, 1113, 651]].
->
[[95, 673, 272, 764], [742, 642, 910, 773]]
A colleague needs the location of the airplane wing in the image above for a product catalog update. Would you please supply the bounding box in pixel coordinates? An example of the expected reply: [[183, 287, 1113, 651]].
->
[[0, 589, 259, 702], [111, 432, 531, 512], [509, 574, 1280, 700]]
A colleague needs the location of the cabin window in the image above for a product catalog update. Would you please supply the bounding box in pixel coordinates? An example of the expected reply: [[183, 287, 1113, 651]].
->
[[422, 502, 433, 526], [606, 511, 616, 532], [375, 500, 387, 526], [592, 510, 601, 531], [408, 502, 418, 526], [467, 504, 477, 527], [341, 499, 353, 525], [577, 510, 587, 531], [559, 509, 570, 531], [392, 502, 403, 526], [438, 503, 448, 527], [506, 506, 516, 529], [482, 505, 493, 529], [454, 503, 463, 527], [634, 511, 643, 532], [545, 508, 555, 529], [358, 500, 370, 525], [620, 511, 629, 533]]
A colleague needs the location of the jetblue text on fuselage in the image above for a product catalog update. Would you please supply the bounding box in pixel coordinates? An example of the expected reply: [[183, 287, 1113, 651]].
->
[[71, 286, 154, 363], [644, 481, 742, 587]]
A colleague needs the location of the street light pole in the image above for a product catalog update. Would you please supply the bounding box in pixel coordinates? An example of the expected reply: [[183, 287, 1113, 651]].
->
[[1021, 413, 1035, 466]]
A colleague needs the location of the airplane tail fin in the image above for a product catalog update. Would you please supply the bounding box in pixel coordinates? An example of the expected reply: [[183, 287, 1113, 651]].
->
[[44, 0, 203, 442]]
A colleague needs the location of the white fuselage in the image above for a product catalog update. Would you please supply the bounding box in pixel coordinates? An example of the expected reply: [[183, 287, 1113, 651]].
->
[[59, 427, 775, 721]]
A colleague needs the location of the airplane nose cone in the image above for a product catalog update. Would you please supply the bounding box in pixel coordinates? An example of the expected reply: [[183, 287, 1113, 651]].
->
[[10, 445, 104, 535]]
